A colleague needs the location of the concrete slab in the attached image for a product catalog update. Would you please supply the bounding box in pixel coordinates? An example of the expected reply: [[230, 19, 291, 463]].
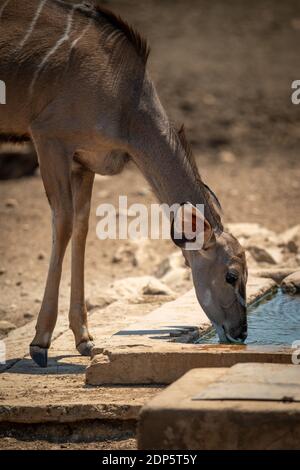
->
[[138, 364, 300, 450], [193, 362, 300, 401], [0, 274, 279, 430], [0, 358, 160, 423], [0, 299, 165, 427], [92, 290, 211, 356], [246, 276, 277, 303], [89, 276, 276, 356], [86, 344, 292, 385], [0, 315, 70, 373], [87, 276, 282, 385]]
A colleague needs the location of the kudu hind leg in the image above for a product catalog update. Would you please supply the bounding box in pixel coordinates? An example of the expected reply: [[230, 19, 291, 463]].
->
[[69, 166, 95, 356], [30, 137, 73, 367]]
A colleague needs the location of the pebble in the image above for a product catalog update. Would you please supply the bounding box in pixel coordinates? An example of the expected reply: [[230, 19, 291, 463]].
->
[[291, 18, 300, 30], [247, 246, 277, 265], [37, 251, 46, 260], [219, 150, 236, 164], [281, 271, 300, 295], [134, 187, 150, 197], [4, 198, 18, 209], [23, 312, 34, 320], [202, 93, 217, 106]]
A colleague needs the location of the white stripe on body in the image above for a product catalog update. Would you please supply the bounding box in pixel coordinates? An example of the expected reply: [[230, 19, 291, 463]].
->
[[29, 3, 83, 95], [19, 0, 48, 48], [70, 18, 92, 51], [0, 0, 11, 20]]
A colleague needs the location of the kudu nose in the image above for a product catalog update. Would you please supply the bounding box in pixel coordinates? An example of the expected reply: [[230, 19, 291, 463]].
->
[[228, 323, 248, 343]]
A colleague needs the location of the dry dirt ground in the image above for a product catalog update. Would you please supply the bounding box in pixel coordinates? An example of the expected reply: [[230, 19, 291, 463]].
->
[[0, 0, 300, 450], [0, 437, 137, 450]]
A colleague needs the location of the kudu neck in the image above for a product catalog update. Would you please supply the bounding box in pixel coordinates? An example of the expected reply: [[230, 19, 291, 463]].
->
[[129, 78, 210, 211]]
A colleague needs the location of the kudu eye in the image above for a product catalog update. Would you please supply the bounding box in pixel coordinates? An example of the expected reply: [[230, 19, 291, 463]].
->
[[226, 271, 239, 285]]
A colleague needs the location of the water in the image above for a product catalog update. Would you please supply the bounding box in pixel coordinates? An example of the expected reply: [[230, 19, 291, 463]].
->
[[196, 290, 300, 346]]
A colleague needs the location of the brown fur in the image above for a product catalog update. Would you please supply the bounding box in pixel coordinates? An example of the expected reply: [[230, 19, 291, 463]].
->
[[177, 124, 223, 232], [94, 4, 150, 64], [49, 1, 150, 64]]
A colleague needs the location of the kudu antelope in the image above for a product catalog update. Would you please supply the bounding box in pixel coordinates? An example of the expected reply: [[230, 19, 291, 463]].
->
[[0, 0, 248, 367]]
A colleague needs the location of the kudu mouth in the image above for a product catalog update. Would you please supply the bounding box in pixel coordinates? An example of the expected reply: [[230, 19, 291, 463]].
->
[[215, 324, 247, 344], [215, 303, 248, 344], [224, 327, 248, 344]]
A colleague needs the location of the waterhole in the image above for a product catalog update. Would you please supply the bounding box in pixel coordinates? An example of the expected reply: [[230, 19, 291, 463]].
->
[[196, 290, 300, 346]]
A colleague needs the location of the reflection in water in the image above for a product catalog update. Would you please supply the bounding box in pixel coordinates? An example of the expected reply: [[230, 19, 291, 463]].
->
[[197, 290, 300, 346]]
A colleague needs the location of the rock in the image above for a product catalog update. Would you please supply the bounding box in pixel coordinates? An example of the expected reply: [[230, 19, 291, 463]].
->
[[247, 246, 277, 265], [281, 271, 300, 295], [109, 276, 174, 301], [243, 232, 279, 249], [86, 296, 114, 312], [278, 225, 300, 250], [112, 247, 135, 265], [161, 268, 190, 287], [112, 239, 159, 267], [154, 252, 189, 287], [142, 279, 173, 296], [264, 247, 284, 265], [134, 187, 150, 197], [226, 223, 277, 242], [0, 321, 16, 335], [202, 93, 217, 106], [155, 252, 186, 278], [0, 268, 6, 275], [285, 240, 298, 254], [252, 268, 295, 284], [245, 251, 258, 268]]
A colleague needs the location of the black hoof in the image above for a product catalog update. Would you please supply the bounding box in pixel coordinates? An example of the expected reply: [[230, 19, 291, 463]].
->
[[30, 345, 48, 368], [76, 340, 95, 357]]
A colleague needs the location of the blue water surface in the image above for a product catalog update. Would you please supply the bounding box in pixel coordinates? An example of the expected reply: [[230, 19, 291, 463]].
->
[[196, 290, 300, 346]]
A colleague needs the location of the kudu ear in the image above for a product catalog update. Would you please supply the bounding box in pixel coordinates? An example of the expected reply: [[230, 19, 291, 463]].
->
[[171, 202, 215, 251]]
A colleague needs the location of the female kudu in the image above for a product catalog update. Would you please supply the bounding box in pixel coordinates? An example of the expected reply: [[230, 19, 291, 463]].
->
[[0, 0, 248, 367]]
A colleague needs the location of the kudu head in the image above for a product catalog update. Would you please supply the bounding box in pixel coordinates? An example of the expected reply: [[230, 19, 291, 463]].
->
[[171, 203, 248, 343]]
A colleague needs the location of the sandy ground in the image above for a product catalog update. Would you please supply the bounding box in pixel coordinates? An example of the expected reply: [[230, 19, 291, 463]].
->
[[0, 437, 137, 450], [0, 0, 300, 450]]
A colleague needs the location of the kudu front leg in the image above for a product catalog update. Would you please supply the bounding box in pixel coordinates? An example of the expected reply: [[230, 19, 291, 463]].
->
[[69, 166, 95, 356], [30, 137, 73, 367]]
